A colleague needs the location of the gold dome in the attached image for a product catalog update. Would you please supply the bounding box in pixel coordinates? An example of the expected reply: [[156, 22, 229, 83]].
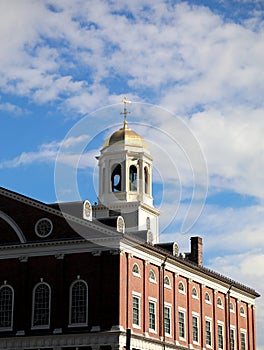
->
[[102, 121, 148, 149]]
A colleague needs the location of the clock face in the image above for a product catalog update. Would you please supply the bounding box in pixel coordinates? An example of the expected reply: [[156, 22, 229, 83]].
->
[[35, 218, 53, 238]]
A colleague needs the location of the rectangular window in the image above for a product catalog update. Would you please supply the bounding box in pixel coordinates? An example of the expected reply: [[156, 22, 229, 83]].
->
[[164, 306, 171, 335], [149, 301, 156, 331], [218, 324, 224, 350], [132, 296, 140, 326], [241, 331, 246, 350], [178, 311, 185, 339], [192, 315, 199, 343], [230, 328, 235, 350], [206, 320, 212, 346]]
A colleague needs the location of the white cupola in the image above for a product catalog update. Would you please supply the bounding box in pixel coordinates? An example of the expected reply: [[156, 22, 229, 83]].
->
[[93, 99, 160, 243]]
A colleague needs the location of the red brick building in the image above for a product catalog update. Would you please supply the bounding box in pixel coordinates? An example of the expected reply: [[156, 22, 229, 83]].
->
[[0, 115, 259, 350]]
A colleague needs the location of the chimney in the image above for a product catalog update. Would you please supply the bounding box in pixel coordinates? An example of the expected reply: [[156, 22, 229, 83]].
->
[[190, 236, 203, 267]]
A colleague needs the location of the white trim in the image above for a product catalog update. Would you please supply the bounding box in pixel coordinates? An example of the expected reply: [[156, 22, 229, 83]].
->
[[132, 294, 141, 329], [148, 299, 157, 333], [192, 313, 200, 345], [0, 210, 26, 243], [35, 218, 53, 238], [68, 279, 88, 327], [0, 284, 14, 331], [164, 303, 172, 337], [178, 308, 186, 341], [31, 281, 51, 330], [132, 263, 141, 277]]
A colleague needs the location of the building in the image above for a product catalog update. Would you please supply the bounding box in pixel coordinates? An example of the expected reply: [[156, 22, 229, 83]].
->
[[0, 104, 260, 350]]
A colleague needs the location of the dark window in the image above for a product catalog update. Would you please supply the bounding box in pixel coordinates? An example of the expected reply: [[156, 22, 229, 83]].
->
[[179, 311, 185, 338], [70, 280, 88, 325], [129, 165, 137, 191], [132, 296, 140, 326], [164, 306, 171, 334], [149, 301, 155, 330], [144, 166, 149, 194], [218, 324, 224, 349], [241, 331, 246, 350], [230, 329, 235, 350], [0, 285, 13, 328], [32, 283, 50, 328], [111, 164, 122, 192], [192, 315, 199, 342], [206, 320, 212, 346]]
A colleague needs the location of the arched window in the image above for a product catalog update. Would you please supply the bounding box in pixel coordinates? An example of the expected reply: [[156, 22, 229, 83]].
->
[[229, 301, 234, 312], [0, 285, 14, 329], [178, 281, 185, 293], [149, 269, 156, 282], [111, 164, 122, 192], [240, 306, 245, 316], [129, 165, 137, 191], [192, 287, 198, 298], [144, 166, 149, 194], [132, 263, 140, 276], [217, 296, 223, 307], [69, 280, 88, 325], [32, 282, 51, 328], [164, 275, 171, 287], [205, 292, 211, 303]]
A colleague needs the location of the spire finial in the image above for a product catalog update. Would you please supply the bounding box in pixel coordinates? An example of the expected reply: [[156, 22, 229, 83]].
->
[[120, 96, 131, 128]]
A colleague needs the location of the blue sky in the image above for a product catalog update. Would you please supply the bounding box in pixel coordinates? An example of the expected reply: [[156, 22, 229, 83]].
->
[[0, 0, 264, 346]]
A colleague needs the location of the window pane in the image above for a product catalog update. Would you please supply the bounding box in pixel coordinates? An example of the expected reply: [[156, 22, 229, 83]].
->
[[241, 332, 246, 350], [179, 311, 185, 338], [149, 302, 155, 330], [230, 329, 235, 350], [164, 306, 171, 334], [218, 324, 224, 349], [33, 284, 50, 327], [0, 287, 13, 328], [206, 320, 212, 346], [133, 296, 139, 325], [71, 281, 88, 324], [192, 316, 198, 342]]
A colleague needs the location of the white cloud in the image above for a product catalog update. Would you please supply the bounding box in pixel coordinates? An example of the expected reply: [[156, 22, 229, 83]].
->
[[0, 135, 96, 169]]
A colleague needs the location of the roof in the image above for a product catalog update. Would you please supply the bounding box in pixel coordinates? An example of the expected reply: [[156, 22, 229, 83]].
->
[[102, 121, 148, 149]]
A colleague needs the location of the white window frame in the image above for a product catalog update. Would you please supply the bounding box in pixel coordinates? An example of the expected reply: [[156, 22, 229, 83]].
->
[[148, 298, 157, 333], [132, 263, 141, 277], [240, 329, 247, 350], [205, 292, 211, 304], [0, 284, 14, 331], [149, 269, 157, 283], [218, 321, 224, 350], [164, 303, 172, 337], [178, 307, 186, 340], [240, 305, 246, 317], [178, 281, 185, 294], [69, 279, 88, 327], [205, 317, 212, 348], [230, 301, 235, 313], [132, 292, 141, 329], [31, 282, 51, 329], [192, 287, 198, 299], [192, 312, 200, 345], [230, 326, 236, 350], [164, 275, 171, 289], [217, 296, 224, 309]]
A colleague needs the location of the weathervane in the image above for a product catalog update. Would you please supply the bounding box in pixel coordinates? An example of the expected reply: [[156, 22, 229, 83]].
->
[[120, 96, 131, 126]]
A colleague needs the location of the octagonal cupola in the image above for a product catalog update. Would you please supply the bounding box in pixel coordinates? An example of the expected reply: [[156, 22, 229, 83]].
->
[[94, 98, 160, 243]]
